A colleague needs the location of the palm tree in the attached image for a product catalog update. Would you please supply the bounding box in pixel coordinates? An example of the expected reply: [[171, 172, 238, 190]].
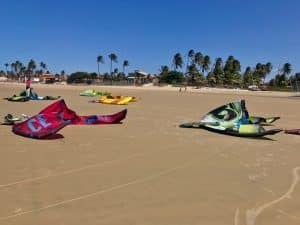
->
[[194, 52, 203, 71], [282, 63, 292, 76], [20, 66, 26, 78], [206, 71, 216, 86], [232, 59, 242, 85], [122, 60, 129, 74], [188, 63, 203, 86], [186, 49, 195, 74], [27, 59, 37, 77], [188, 49, 195, 62], [172, 53, 183, 71], [40, 62, 47, 74], [263, 62, 272, 83], [13, 61, 18, 74], [243, 66, 253, 86], [232, 59, 241, 72], [18, 61, 23, 71], [10, 63, 16, 77], [4, 63, 9, 76], [213, 57, 223, 84], [188, 49, 195, 64], [97, 55, 104, 77], [224, 56, 237, 85], [160, 65, 169, 74], [253, 63, 263, 83], [282, 63, 292, 86], [4, 63, 9, 73], [14, 61, 23, 78], [60, 70, 65, 81], [202, 55, 211, 74], [108, 53, 118, 76], [265, 62, 272, 74]]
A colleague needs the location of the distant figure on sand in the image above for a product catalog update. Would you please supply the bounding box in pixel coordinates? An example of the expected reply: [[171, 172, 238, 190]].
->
[[25, 77, 31, 96], [179, 82, 187, 92]]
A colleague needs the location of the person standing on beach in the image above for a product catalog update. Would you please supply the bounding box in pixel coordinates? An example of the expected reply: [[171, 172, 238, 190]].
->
[[25, 77, 31, 96]]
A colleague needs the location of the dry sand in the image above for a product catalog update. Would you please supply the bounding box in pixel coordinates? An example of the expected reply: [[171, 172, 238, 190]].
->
[[0, 83, 300, 225]]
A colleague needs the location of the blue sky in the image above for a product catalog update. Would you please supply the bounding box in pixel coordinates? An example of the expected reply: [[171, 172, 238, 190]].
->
[[0, 0, 299, 79]]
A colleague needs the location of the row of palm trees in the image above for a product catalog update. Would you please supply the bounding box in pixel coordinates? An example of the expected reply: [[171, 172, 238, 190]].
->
[[170, 49, 294, 87], [3, 59, 52, 79], [96, 53, 129, 77], [2, 54, 130, 82], [2, 52, 296, 88]]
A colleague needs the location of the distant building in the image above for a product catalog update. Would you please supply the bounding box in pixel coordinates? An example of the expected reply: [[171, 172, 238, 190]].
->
[[134, 70, 148, 77], [59, 74, 67, 82], [32, 77, 40, 83], [40, 74, 56, 83], [127, 70, 157, 85], [0, 76, 8, 82]]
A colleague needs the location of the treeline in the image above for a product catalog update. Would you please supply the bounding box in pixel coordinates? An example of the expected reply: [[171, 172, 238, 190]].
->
[[2, 52, 299, 91], [1, 59, 65, 79], [67, 53, 130, 84], [67, 71, 132, 84], [96, 53, 129, 76], [160, 49, 299, 89]]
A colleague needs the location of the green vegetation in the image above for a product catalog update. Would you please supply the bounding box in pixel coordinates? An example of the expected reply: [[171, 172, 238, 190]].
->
[[159, 50, 299, 91], [67, 72, 97, 84], [2, 59, 56, 80], [159, 66, 184, 84], [2, 52, 299, 91], [96, 55, 104, 77]]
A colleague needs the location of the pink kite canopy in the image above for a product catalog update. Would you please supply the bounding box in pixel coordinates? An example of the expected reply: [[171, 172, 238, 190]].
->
[[13, 99, 127, 138]]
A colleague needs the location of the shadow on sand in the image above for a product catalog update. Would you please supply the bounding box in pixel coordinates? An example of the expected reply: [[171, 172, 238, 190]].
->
[[41, 134, 65, 140]]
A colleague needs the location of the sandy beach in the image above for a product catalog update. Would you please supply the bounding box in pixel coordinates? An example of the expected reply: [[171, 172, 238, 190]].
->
[[1, 83, 300, 225]]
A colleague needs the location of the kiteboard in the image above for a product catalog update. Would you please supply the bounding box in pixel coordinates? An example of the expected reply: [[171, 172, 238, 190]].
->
[[1, 114, 28, 125]]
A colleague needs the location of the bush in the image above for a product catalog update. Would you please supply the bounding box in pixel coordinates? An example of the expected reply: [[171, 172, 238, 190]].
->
[[159, 71, 184, 84], [67, 72, 96, 84]]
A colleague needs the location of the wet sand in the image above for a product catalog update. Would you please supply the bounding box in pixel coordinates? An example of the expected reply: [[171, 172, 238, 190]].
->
[[0, 83, 300, 225]]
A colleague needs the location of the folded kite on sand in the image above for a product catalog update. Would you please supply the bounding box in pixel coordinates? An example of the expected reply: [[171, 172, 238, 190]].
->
[[4, 89, 60, 102], [79, 89, 111, 97], [12, 99, 127, 138], [38, 99, 127, 125], [13, 113, 69, 138], [4, 95, 30, 102], [180, 100, 282, 137], [90, 95, 138, 105]]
